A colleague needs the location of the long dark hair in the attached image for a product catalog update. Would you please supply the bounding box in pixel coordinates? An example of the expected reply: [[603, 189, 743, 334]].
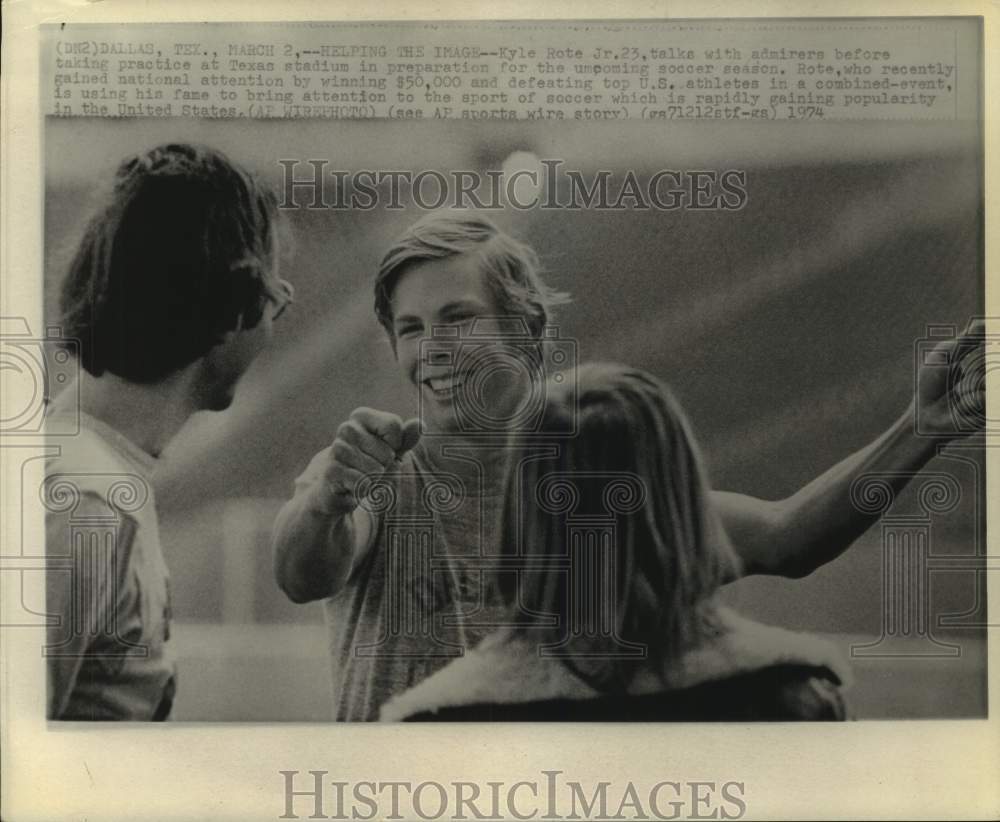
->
[[60, 143, 284, 383]]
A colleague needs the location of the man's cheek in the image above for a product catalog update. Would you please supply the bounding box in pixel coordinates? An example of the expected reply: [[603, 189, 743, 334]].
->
[[401, 353, 420, 387]]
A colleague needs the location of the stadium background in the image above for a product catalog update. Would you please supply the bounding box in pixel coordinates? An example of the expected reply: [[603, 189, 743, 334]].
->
[[43, 116, 986, 719]]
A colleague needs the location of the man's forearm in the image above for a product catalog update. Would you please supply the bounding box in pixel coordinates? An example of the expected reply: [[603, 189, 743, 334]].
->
[[718, 403, 941, 578], [271, 485, 359, 603]]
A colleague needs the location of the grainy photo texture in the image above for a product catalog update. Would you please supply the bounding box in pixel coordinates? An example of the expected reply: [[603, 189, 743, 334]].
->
[[9, 20, 988, 740]]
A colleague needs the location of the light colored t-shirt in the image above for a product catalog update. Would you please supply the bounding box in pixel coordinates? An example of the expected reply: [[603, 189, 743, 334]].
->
[[292, 440, 511, 721], [45, 402, 176, 721]]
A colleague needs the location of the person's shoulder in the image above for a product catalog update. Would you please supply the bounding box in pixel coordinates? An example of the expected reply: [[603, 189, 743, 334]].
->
[[380, 633, 596, 721], [45, 426, 153, 508], [657, 662, 848, 721], [759, 664, 849, 720], [43, 421, 159, 562], [678, 606, 854, 691], [398, 663, 849, 722], [47, 424, 129, 473], [44, 485, 142, 585], [659, 606, 852, 721]]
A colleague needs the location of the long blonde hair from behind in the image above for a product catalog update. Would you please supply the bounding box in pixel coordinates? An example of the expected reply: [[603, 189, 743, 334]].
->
[[500, 362, 742, 692]]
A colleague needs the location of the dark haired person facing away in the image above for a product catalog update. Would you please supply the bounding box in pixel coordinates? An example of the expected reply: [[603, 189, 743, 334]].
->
[[45, 143, 293, 720]]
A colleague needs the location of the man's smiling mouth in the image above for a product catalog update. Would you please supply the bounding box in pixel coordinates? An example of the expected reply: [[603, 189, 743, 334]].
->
[[423, 375, 466, 397]]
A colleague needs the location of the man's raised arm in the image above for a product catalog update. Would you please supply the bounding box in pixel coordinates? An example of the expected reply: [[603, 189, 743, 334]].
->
[[272, 408, 421, 603], [715, 320, 986, 579]]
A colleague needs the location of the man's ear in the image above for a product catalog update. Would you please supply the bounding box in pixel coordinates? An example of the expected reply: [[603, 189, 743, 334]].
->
[[221, 307, 251, 340], [209, 323, 240, 350]]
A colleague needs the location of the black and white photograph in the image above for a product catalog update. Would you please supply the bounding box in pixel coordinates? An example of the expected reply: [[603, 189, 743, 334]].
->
[[1, 5, 997, 821]]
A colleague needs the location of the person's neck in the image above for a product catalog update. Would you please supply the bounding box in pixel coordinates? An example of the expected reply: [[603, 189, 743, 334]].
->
[[416, 432, 514, 496], [77, 368, 199, 458]]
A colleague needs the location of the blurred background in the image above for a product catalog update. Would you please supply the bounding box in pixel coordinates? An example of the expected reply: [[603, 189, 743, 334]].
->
[[44, 115, 986, 719]]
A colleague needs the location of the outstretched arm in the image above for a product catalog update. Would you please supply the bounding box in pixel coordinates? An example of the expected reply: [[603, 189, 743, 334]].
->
[[272, 408, 421, 603], [716, 320, 985, 579], [271, 472, 374, 603]]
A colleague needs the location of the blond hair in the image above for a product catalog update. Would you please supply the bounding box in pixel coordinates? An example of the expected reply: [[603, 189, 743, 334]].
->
[[374, 212, 570, 343], [501, 362, 741, 691]]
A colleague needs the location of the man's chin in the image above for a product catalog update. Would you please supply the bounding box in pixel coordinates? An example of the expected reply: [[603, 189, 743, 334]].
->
[[207, 398, 234, 412], [200, 387, 236, 413], [419, 406, 470, 436], [419, 391, 523, 435], [420, 415, 455, 436]]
